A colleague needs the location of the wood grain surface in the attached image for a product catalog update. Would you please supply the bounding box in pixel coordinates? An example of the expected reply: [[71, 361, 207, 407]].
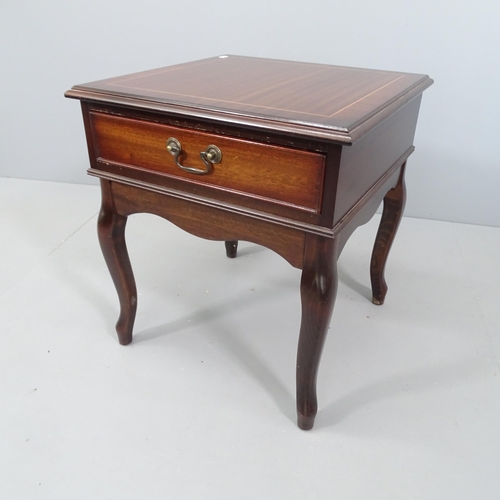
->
[[67, 56, 433, 143], [90, 111, 325, 213], [66, 56, 433, 430], [111, 182, 306, 269]]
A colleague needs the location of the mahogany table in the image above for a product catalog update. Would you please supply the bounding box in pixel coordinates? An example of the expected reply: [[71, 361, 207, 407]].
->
[[66, 56, 432, 430]]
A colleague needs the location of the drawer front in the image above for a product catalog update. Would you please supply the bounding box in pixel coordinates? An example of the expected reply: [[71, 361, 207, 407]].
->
[[90, 112, 325, 213]]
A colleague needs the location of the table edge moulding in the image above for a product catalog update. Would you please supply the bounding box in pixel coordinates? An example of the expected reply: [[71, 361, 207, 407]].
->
[[65, 55, 433, 430]]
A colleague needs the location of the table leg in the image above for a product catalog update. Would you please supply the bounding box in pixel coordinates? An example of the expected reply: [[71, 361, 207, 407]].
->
[[296, 234, 339, 430], [97, 180, 137, 345], [370, 163, 407, 305], [225, 240, 238, 258]]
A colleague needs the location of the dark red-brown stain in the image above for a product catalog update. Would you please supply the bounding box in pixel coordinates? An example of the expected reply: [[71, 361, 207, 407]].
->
[[66, 55, 432, 430]]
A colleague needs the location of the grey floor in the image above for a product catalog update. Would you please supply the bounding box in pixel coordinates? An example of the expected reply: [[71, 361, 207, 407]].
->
[[1, 177, 499, 499]]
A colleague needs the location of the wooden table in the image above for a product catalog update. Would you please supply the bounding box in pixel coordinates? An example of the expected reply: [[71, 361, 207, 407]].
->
[[66, 55, 432, 430]]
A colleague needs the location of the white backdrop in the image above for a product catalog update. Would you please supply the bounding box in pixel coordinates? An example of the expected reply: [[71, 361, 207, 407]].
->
[[1, 0, 499, 226]]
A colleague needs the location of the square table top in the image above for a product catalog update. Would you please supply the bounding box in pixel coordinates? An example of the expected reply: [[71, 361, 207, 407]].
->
[[66, 55, 432, 144]]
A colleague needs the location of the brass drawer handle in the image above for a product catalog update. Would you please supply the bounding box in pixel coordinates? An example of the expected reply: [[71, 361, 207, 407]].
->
[[166, 137, 222, 175]]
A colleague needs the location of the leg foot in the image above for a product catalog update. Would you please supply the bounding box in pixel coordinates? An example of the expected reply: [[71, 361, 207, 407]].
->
[[370, 163, 407, 305], [297, 413, 316, 431], [296, 235, 338, 430], [225, 240, 238, 258], [97, 180, 137, 345]]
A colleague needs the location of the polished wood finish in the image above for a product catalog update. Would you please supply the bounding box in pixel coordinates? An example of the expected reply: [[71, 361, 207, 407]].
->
[[67, 55, 432, 143], [90, 112, 326, 213], [225, 241, 238, 259], [66, 56, 432, 430], [297, 234, 339, 430], [333, 97, 420, 225], [111, 182, 306, 269], [97, 180, 137, 345], [371, 163, 407, 305]]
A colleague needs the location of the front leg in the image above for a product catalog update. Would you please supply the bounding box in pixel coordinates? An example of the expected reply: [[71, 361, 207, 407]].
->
[[97, 180, 137, 345], [296, 234, 339, 430], [370, 163, 407, 305]]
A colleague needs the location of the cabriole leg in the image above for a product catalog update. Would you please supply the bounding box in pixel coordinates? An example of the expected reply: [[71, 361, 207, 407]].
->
[[296, 234, 339, 430], [370, 163, 407, 305], [97, 180, 137, 345]]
